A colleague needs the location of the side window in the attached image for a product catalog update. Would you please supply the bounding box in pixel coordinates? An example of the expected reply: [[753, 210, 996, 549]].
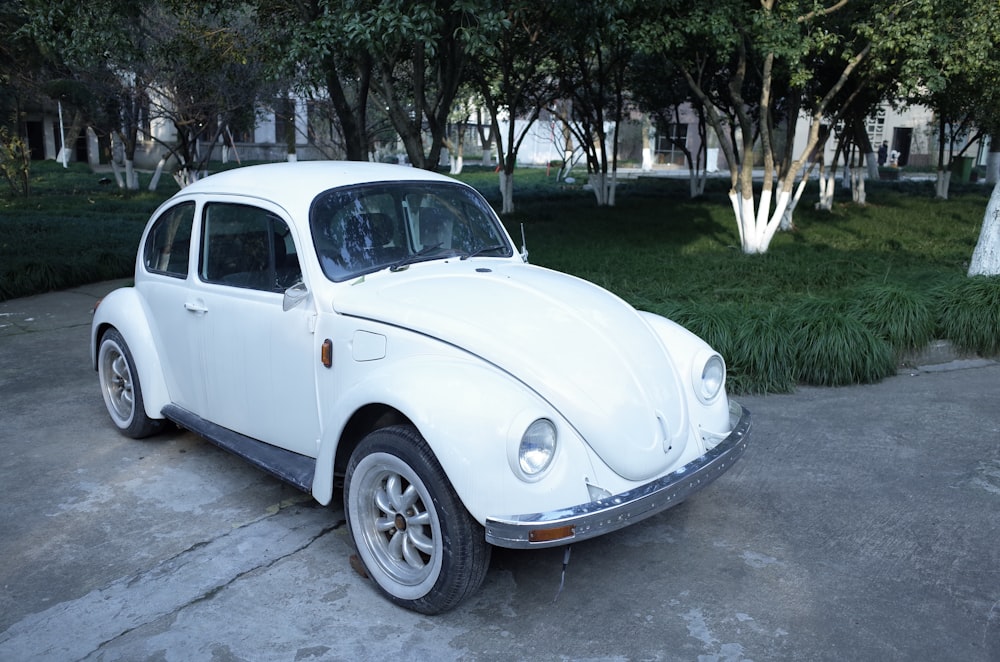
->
[[143, 202, 195, 278], [200, 203, 302, 292]]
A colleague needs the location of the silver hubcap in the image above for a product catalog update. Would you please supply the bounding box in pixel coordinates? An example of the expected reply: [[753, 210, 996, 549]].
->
[[101, 344, 134, 423], [352, 453, 442, 596]]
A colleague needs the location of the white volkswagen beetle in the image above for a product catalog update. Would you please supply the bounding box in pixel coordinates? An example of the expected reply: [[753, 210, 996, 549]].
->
[[91, 161, 751, 614]]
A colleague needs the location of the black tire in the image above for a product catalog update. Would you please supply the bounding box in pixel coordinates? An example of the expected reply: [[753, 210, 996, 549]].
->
[[97, 328, 162, 439], [344, 425, 491, 614]]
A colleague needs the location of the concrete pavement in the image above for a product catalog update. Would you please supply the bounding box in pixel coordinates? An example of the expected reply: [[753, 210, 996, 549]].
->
[[1, 282, 998, 661]]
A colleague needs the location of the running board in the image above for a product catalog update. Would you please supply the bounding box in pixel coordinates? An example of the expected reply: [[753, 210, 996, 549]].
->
[[162, 404, 315, 493]]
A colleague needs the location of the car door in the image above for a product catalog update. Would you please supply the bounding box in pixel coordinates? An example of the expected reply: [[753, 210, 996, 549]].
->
[[190, 200, 321, 457], [139, 200, 209, 414]]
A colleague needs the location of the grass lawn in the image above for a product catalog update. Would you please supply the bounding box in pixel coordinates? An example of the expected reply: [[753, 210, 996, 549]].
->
[[2, 160, 996, 393]]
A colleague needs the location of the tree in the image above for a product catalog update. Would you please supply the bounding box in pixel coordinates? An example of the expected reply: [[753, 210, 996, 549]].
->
[[24, 0, 156, 189], [467, 0, 558, 213], [256, 0, 375, 161], [333, 0, 505, 170], [549, 0, 639, 206], [1, 0, 36, 132], [143, 3, 274, 187], [639, 0, 912, 254], [628, 53, 711, 198], [969, 182, 1000, 276], [893, 0, 1000, 200]]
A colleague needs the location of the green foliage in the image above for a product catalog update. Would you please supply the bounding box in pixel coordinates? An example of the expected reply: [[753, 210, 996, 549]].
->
[[848, 282, 936, 353], [0, 127, 31, 197], [2, 163, 996, 394], [788, 298, 898, 387], [0, 162, 166, 299], [936, 276, 1000, 357]]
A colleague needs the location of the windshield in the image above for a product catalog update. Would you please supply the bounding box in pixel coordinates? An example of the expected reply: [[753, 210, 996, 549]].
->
[[310, 181, 513, 282]]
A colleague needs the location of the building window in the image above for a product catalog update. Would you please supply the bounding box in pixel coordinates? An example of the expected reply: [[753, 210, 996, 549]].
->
[[866, 109, 886, 145], [655, 123, 688, 166]]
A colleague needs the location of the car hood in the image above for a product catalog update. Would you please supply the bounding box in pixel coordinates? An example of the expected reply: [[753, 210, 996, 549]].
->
[[333, 261, 690, 481]]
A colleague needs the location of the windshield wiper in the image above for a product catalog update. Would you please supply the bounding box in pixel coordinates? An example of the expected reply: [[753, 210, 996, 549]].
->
[[460, 244, 505, 260], [389, 243, 445, 272]]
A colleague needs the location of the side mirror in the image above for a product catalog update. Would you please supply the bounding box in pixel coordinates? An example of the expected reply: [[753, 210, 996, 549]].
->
[[282, 281, 309, 311]]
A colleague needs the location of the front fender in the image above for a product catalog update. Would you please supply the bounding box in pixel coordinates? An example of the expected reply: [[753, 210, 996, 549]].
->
[[91, 287, 170, 421], [312, 354, 598, 523]]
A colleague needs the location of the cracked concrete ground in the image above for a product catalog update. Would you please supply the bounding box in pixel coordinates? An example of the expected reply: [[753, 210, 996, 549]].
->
[[1, 281, 998, 661]]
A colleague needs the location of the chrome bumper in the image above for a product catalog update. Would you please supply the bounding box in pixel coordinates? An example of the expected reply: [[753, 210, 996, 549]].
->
[[484, 401, 752, 549]]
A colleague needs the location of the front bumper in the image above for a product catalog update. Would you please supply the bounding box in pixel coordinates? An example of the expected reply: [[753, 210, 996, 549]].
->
[[484, 401, 752, 549]]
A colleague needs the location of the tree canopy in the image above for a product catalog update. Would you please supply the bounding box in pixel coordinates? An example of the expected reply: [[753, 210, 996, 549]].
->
[[9, 0, 1000, 266]]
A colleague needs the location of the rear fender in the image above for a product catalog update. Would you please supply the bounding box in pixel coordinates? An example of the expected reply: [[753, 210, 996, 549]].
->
[[91, 287, 170, 421]]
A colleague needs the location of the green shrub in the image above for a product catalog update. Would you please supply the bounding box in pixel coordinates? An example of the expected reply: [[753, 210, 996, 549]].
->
[[0, 127, 31, 197], [849, 282, 935, 354], [728, 307, 797, 394], [936, 276, 1000, 357], [789, 298, 897, 386]]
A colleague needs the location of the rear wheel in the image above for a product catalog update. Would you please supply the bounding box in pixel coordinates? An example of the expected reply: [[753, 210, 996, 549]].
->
[[344, 425, 491, 614], [97, 328, 162, 439]]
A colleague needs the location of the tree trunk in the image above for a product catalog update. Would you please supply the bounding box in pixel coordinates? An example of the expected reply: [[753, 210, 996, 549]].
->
[[781, 164, 814, 230], [817, 169, 835, 210], [935, 170, 951, 200], [149, 157, 166, 191], [641, 120, 653, 172], [851, 167, 866, 205], [987, 137, 1000, 184], [476, 108, 494, 167], [935, 115, 950, 199], [969, 180, 1000, 276], [124, 159, 138, 190], [498, 170, 515, 214], [865, 152, 878, 180], [109, 133, 124, 189], [448, 122, 466, 175], [588, 173, 610, 206]]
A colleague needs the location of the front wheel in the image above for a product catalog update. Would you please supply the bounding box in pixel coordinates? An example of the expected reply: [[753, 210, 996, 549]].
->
[[345, 425, 491, 614], [97, 328, 162, 439]]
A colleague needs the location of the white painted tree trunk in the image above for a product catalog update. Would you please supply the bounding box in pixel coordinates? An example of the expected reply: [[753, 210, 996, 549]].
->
[[816, 171, 836, 211], [730, 187, 792, 254], [987, 151, 1000, 184], [781, 175, 810, 230], [642, 147, 653, 171], [851, 167, 866, 205], [588, 173, 611, 206], [968, 180, 1000, 276], [148, 157, 166, 191], [865, 151, 878, 180], [124, 160, 138, 190], [172, 168, 203, 188], [689, 170, 706, 198], [498, 171, 515, 214], [935, 169, 951, 200], [109, 159, 124, 189]]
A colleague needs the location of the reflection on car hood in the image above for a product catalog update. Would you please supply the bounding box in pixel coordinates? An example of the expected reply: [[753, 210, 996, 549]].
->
[[333, 261, 690, 480]]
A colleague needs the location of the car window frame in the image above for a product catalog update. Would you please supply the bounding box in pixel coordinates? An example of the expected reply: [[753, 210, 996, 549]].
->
[[143, 201, 196, 279], [197, 201, 303, 293], [309, 181, 513, 283]]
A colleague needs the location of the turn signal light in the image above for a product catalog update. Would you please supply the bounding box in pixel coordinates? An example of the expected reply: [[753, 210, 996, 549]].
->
[[528, 525, 575, 543], [321, 339, 333, 368]]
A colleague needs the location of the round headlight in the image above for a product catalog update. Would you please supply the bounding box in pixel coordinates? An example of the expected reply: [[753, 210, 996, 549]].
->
[[518, 419, 557, 477], [697, 354, 726, 403]]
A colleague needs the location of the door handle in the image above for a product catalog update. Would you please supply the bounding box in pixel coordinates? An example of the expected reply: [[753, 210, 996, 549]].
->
[[184, 301, 208, 314]]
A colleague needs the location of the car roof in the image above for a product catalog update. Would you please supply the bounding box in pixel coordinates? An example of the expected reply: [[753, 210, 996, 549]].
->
[[176, 161, 463, 210]]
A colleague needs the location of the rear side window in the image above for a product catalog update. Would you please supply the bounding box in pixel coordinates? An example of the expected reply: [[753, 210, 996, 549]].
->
[[199, 203, 301, 292], [143, 202, 195, 278]]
